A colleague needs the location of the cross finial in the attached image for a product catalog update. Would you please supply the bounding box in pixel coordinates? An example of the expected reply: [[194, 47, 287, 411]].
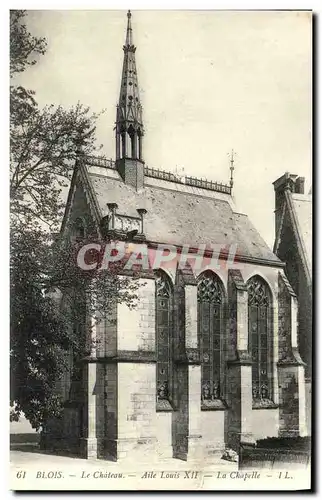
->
[[229, 149, 236, 189], [125, 10, 133, 46], [174, 165, 185, 181]]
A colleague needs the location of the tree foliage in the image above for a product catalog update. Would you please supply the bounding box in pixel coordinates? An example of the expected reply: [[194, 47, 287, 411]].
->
[[10, 93, 99, 230], [10, 11, 100, 231], [10, 226, 140, 430], [10, 11, 139, 429], [10, 229, 70, 428], [10, 10, 47, 77]]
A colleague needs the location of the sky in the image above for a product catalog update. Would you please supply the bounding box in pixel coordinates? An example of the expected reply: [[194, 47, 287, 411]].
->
[[16, 10, 312, 248]]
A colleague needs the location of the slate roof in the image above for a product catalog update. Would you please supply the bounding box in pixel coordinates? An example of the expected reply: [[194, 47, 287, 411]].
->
[[86, 168, 281, 264], [290, 193, 312, 274]]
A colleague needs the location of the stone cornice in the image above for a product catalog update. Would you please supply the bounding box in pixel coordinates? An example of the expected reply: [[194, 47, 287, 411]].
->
[[174, 348, 200, 365], [82, 350, 156, 363], [227, 351, 253, 367], [147, 241, 285, 269]]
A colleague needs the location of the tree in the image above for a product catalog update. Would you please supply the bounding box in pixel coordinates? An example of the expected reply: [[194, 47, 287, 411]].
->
[[10, 11, 140, 429], [10, 10, 47, 77], [10, 224, 140, 430], [10, 94, 99, 230], [10, 228, 71, 428]]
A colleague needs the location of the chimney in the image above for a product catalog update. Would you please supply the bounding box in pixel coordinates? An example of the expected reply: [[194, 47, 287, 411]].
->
[[295, 177, 305, 194]]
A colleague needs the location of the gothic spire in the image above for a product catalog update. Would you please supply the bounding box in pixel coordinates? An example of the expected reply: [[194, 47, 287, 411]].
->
[[125, 9, 133, 46], [115, 10, 144, 165]]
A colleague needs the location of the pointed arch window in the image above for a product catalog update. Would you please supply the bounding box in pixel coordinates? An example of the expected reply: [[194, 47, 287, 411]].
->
[[128, 124, 137, 159], [137, 128, 143, 160], [247, 276, 273, 406], [155, 270, 173, 411], [198, 272, 226, 409]]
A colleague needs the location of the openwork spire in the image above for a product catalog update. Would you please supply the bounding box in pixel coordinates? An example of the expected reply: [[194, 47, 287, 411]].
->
[[115, 10, 144, 164]]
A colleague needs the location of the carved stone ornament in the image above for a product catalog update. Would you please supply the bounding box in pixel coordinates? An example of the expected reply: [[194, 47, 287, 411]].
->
[[201, 380, 221, 401], [186, 348, 200, 363], [157, 381, 169, 401], [114, 215, 141, 232]]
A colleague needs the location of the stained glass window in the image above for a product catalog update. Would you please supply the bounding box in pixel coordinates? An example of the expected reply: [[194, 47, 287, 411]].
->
[[198, 272, 225, 404], [155, 271, 173, 406], [247, 276, 271, 402]]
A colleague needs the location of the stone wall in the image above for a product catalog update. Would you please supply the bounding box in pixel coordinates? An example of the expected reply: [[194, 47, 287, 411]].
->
[[117, 279, 155, 352], [252, 408, 279, 440], [201, 411, 226, 457], [47, 254, 308, 460], [277, 272, 307, 438], [117, 363, 157, 459]]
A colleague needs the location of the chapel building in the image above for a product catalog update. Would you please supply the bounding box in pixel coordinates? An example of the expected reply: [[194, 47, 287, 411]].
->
[[42, 11, 308, 461]]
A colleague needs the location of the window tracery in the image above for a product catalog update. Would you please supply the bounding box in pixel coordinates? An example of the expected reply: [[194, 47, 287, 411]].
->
[[247, 276, 272, 405], [155, 271, 173, 409], [198, 272, 225, 408]]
